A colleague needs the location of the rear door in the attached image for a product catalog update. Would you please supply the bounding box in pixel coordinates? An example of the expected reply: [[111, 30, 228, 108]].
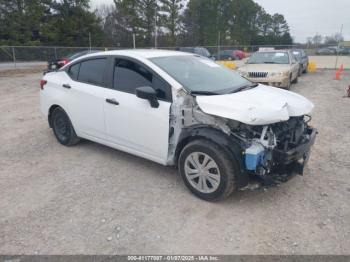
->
[[63, 57, 108, 139], [103, 57, 172, 164]]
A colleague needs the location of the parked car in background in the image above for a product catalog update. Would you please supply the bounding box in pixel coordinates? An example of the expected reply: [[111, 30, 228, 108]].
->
[[237, 50, 299, 89], [328, 46, 350, 55], [177, 47, 212, 59], [233, 49, 248, 60], [47, 50, 100, 71], [292, 49, 309, 75], [213, 50, 237, 60], [316, 48, 336, 55], [40, 50, 316, 201], [213, 49, 247, 60]]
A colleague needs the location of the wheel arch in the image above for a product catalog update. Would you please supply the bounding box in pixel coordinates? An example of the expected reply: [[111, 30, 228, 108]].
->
[[48, 104, 61, 128], [175, 126, 249, 188], [48, 105, 74, 129]]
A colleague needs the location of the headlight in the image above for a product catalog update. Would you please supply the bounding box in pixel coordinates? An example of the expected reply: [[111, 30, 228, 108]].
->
[[238, 70, 248, 77], [282, 71, 290, 77], [270, 71, 289, 77]]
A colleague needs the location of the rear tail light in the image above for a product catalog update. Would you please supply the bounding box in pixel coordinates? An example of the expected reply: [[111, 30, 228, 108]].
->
[[58, 59, 69, 66], [40, 80, 47, 90]]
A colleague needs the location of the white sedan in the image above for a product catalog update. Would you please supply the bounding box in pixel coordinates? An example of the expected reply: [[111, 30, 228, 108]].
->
[[40, 49, 317, 201]]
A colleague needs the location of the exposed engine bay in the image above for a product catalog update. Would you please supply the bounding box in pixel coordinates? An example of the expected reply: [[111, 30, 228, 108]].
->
[[168, 91, 317, 187], [228, 115, 316, 183]]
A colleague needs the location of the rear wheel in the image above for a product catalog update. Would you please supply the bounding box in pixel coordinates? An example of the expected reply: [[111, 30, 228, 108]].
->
[[178, 139, 238, 201], [51, 107, 80, 146]]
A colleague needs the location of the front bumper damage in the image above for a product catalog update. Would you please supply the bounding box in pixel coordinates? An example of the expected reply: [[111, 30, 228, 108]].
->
[[247, 127, 317, 187]]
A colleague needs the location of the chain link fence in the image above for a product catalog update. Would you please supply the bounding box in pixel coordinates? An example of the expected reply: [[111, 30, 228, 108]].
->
[[1, 44, 349, 69]]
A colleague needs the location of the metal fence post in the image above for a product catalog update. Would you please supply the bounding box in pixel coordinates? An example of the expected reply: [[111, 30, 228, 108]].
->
[[12, 46, 16, 69], [217, 31, 221, 60]]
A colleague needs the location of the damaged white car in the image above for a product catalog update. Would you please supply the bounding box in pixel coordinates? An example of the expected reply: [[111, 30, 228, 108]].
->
[[40, 50, 317, 201]]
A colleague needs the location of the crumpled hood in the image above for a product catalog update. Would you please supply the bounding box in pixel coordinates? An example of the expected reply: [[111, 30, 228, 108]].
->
[[196, 84, 314, 125]]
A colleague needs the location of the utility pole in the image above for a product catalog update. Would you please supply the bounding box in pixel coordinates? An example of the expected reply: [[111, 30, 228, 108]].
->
[[217, 31, 221, 60], [335, 24, 343, 69], [133, 34, 136, 49], [89, 32, 92, 52], [12, 47, 16, 69], [154, 0, 158, 49]]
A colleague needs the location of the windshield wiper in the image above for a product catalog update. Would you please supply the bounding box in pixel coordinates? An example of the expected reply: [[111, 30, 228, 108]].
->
[[190, 90, 219, 96], [263, 61, 278, 64], [229, 83, 259, 93]]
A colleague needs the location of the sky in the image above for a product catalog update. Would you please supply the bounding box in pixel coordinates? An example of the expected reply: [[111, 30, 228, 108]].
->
[[91, 0, 350, 43]]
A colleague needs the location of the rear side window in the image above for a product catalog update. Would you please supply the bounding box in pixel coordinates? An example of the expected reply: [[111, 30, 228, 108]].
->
[[78, 58, 107, 86], [68, 63, 80, 80]]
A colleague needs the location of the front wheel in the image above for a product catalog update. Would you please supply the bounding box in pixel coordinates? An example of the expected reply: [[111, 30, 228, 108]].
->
[[178, 139, 238, 201], [292, 74, 298, 84], [298, 66, 302, 76], [303, 64, 308, 73], [285, 76, 292, 90]]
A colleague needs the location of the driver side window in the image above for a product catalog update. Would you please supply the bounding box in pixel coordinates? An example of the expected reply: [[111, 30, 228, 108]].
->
[[113, 59, 172, 101]]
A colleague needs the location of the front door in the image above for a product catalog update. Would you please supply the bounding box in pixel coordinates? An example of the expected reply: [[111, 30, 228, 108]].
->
[[103, 58, 172, 164]]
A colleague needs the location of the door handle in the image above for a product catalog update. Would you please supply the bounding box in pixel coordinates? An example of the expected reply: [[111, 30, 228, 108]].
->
[[106, 98, 119, 105], [62, 84, 71, 89]]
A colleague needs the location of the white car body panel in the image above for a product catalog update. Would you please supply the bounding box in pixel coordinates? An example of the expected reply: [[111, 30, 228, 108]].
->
[[196, 84, 314, 125], [103, 88, 171, 164], [41, 71, 106, 139]]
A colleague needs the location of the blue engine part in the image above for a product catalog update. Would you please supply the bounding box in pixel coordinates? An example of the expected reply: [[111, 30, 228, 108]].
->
[[245, 143, 266, 171]]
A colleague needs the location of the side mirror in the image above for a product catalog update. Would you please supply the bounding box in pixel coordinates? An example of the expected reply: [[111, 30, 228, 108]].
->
[[135, 86, 159, 108]]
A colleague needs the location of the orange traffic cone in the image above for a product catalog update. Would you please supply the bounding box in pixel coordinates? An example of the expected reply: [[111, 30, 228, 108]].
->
[[334, 64, 344, 80]]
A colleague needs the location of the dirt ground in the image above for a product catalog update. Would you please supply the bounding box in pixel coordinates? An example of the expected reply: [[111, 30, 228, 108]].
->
[[0, 70, 349, 255]]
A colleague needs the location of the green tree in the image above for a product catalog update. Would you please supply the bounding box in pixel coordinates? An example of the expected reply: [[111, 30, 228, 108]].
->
[[0, 0, 52, 45], [181, 0, 293, 47], [159, 0, 183, 45], [138, 0, 157, 46], [49, 0, 103, 46]]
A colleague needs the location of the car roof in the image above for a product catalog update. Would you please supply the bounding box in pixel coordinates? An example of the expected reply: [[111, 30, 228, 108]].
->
[[82, 49, 193, 59]]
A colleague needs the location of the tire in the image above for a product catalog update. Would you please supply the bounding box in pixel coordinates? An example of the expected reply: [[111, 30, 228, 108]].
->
[[292, 74, 298, 84], [303, 64, 308, 74], [285, 76, 291, 90], [298, 66, 302, 77], [178, 139, 239, 201], [51, 107, 80, 146]]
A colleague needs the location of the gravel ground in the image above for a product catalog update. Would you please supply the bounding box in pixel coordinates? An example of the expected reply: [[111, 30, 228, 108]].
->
[[0, 70, 349, 255]]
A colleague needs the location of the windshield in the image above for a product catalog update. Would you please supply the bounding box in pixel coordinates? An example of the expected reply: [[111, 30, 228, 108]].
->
[[150, 55, 251, 94], [248, 51, 290, 64]]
